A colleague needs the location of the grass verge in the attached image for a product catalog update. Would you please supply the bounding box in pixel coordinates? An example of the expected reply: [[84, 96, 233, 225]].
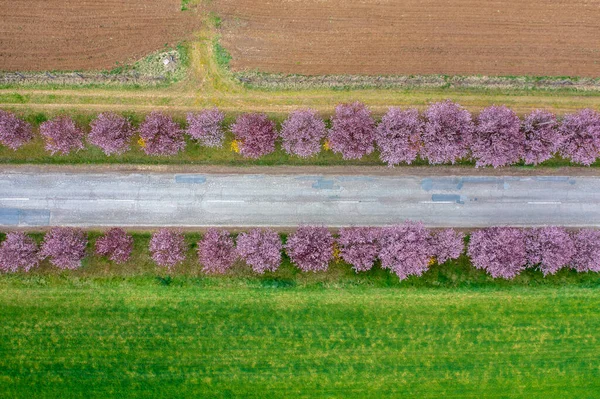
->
[[3, 232, 599, 289], [0, 109, 597, 168]]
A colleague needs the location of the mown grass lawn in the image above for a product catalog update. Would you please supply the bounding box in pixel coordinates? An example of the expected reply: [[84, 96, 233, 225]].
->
[[0, 282, 599, 398]]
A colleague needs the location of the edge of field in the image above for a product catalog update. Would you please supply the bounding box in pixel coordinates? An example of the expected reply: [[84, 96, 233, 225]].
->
[[1, 8, 600, 116]]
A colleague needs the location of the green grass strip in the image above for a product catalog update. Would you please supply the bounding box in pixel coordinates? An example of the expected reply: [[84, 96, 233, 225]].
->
[[1, 285, 599, 398]]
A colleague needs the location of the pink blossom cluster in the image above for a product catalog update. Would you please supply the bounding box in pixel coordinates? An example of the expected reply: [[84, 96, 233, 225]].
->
[[4, 105, 600, 166], [40, 116, 85, 155], [139, 112, 185, 156], [231, 113, 278, 159], [149, 229, 186, 269], [328, 102, 376, 160], [0, 110, 33, 150], [39, 227, 87, 270], [285, 226, 334, 272], [3, 225, 600, 279], [280, 109, 327, 158], [198, 228, 237, 274], [0, 232, 39, 272], [95, 228, 134, 264], [236, 228, 282, 273], [88, 113, 134, 155], [186, 108, 226, 147], [467, 227, 528, 279]]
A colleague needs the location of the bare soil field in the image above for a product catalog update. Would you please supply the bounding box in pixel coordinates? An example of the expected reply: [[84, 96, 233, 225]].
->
[[0, 0, 200, 71], [214, 0, 600, 77]]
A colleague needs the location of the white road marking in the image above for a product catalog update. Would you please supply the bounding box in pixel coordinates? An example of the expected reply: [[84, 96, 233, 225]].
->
[[527, 201, 562, 205], [419, 201, 456, 204], [0, 198, 30, 201], [206, 200, 245, 203], [96, 199, 136, 203]]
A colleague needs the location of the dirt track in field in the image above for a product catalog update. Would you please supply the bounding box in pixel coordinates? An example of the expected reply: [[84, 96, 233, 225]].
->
[[0, 0, 201, 71], [214, 0, 600, 77]]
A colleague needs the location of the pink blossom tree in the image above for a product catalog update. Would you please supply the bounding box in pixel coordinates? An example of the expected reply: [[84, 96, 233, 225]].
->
[[39, 227, 88, 270], [149, 229, 186, 269], [186, 108, 226, 147], [472, 105, 524, 168], [560, 109, 600, 166], [522, 110, 560, 165], [0, 232, 39, 273], [0, 110, 33, 150], [285, 226, 334, 272], [421, 100, 474, 164], [328, 102, 376, 159], [95, 228, 134, 264], [40, 116, 85, 155], [378, 222, 432, 280], [280, 109, 327, 158], [467, 227, 526, 279], [139, 112, 185, 156], [236, 228, 282, 273], [88, 112, 134, 155], [198, 228, 237, 274], [525, 227, 575, 275], [231, 113, 278, 158], [429, 229, 465, 264], [375, 107, 423, 166], [571, 229, 600, 272], [338, 227, 381, 272]]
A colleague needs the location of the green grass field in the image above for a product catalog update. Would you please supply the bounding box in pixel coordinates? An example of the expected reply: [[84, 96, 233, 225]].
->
[[1, 233, 600, 397], [1, 282, 599, 398]]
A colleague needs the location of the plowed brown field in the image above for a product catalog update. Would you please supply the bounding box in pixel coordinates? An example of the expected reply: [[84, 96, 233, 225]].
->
[[214, 0, 600, 77], [0, 0, 200, 71]]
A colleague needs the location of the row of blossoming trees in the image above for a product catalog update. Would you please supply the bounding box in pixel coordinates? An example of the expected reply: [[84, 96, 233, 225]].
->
[[2, 102, 600, 166], [1, 224, 599, 280]]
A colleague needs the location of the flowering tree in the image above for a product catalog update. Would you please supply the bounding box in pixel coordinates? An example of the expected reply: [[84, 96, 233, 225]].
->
[[285, 226, 334, 272], [280, 109, 327, 157], [138, 112, 185, 156], [429, 229, 464, 264], [0, 232, 39, 273], [571, 229, 600, 272], [560, 109, 600, 165], [522, 110, 560, 165], [198, 228, 237, 274], [88, 112, 134, 155], [236, 228, 282, 273], [328, 102, 376, 159], [95, 228, 134, 264], [231, 113, 278, 158], [379, 222, 432, 280], [421, 100, 474, 164], [0, 110, 33, 150], [338, 227, 380, 272], [39, 227, 87, 270], [149, 229, 186, 269], [375, 107, 423, 166], [186, 108, 226, 147], [525, 227, 575, 275], [39, 116, 85, 155], [467, 227, 526, 279], [472, 105, 524, 168]]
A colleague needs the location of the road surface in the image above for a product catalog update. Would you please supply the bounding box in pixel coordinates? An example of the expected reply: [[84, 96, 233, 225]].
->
[[0, 171, 597, 227]]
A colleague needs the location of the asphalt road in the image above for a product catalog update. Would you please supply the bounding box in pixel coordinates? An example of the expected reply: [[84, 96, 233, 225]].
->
[[0, 171, 597, 227]]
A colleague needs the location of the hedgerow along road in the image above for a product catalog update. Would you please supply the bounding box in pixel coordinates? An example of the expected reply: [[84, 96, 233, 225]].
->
[[0, 170, 596, 228]]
